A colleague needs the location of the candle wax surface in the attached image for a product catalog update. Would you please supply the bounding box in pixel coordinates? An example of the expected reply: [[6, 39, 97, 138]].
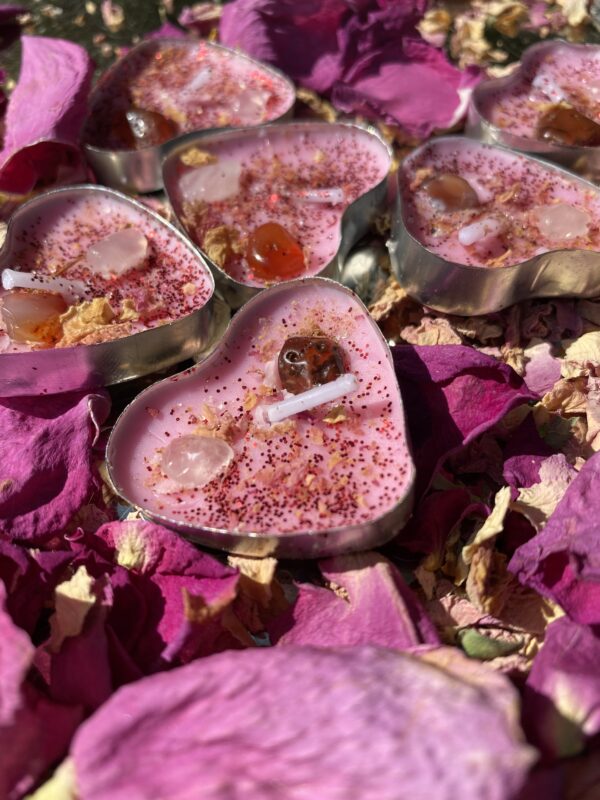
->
[[401, 139, 600, 268], [112, 283, 412, 535], [169, 126, 391, 287], [84, 40, 295, 151], [0, 192, 212, 353], [481, 44, 600, 143]]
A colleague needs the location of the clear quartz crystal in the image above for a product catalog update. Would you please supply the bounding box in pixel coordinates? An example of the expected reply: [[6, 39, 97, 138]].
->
[[531, 203, 591, 242], [85, 228, 148, 278], [160, 434, 234, 488], [179, 160, 242, 203]]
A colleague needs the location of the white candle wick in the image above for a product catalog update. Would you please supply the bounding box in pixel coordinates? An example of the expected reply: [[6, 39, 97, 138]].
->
[[297, 187, 345, 205], [266, 373, 359, 425], [1, 268, 91, 304]]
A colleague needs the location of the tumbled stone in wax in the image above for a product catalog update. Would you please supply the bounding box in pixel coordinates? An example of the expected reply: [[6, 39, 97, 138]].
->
[[278, 336, 347, 394]]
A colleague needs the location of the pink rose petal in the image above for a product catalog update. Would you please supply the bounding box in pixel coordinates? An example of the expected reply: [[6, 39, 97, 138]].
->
[[523, 617, 600, 759], [69, 646, 534, 800], [509, 450, 600, 624], [270, 551, 439, 648], [392, 344, 538, 498], [0, 36, 93, 194], [0, 392, 109, 545]]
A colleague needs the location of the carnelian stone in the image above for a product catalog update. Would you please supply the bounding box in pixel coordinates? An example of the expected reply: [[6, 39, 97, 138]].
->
[[110, 108, 177, 150], [422, 173, 480, 212], [1, 289, 67, 344], [278, 336, 347, 394], [536, 104, 600, 147], [246, 223, 306, 281]]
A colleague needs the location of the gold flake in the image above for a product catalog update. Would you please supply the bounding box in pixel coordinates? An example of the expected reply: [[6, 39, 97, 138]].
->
[[181, 148, 218, 168]]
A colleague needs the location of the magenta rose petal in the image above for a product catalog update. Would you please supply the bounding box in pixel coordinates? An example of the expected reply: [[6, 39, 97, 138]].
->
[[332, 40, 480, 137], [0, 581, 82, 799], [270, 551, 439, 648], [509, 451, 600, 624], [523, 617, 600, 759], [392, 344, 538, 498], [219, 0, 348, 93], [0, 35, 93, 194], [0, 391, 109, 545], [92, 520, 240, 667], [68, 646, 535, 800]]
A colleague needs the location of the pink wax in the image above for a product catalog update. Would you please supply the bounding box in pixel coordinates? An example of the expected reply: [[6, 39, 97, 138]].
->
[[167, 124, 391, 287], [84, 39, 295, 151], [401, 138, 600, 268], [0, 190, 213, 353], [110, 281, 413, 535], [480, 43, 600, 140]]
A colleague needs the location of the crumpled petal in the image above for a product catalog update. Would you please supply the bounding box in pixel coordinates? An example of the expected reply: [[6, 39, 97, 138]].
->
[[0, 580, 82, 800], [0, 392, 109, 544], [509, 450, 600, 624], [392, 344, 538, 498], [510, 454, 577, 531], [332, 38, 480, 137], [67, 645, 535, 800], [523, 616, 600, 759], [269, 551, 439, 648], [0, 36, 93, 194], [220, 0, 479, 136]]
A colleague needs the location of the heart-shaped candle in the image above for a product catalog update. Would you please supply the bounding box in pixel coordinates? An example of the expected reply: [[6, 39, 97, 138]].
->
[[163, 121, 392, 308], [107, 278, 414, 558], [0, 185, 221, 396], [83, 38, 295, 193], [390, 136, 600, 315], [468, 41, 600, 181]]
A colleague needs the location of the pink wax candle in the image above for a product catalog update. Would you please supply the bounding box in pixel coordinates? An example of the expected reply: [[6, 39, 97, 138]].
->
[[479, 42, 600, 146], [84, 39, 295, 152], [0, 187, 213, 354], [164, 123, 391, 289], [401, 137, 600, 269], [108, 279, 413, 547]]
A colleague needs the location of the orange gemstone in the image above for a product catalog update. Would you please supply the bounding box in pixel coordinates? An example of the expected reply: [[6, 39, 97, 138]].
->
[[536, 103, 600, 147], [246, 223, 306, 281], [422, 173, 480, 212], [110, 108, 177, 150], [1, 289, 67, 344]]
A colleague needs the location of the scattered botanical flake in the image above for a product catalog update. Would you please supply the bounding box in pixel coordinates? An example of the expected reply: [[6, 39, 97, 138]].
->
[[511, 454, 577, 530]]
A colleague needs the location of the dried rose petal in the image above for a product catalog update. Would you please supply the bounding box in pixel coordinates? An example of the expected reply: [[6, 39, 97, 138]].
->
[[523, 616, 600, 759], [0, 36, 93, 194], [509, 450, 600, 624], [392, 344, 537, 499], [69, 646, 534, 800], [269, 551, 439, 648], [0, 392, 109, 544]]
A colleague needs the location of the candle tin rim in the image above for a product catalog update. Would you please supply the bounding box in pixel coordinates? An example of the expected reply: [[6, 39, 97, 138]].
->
[[82, 37, 297, 193], [468, 39, 600, 161], [161, 119, 394, 310], [389, 135, 600, 316], [106, 276, 415, 559], [0, 183, 224, 397]]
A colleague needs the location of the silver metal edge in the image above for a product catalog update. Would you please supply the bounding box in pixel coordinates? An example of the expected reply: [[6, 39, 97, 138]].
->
[[0, 183, 223, 397], [83, 38, 297, 194], [466, 39, 600, 179], [106, 276, 416, 559], [161, 120, 393, 310], [389, 135, 600, 316]]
